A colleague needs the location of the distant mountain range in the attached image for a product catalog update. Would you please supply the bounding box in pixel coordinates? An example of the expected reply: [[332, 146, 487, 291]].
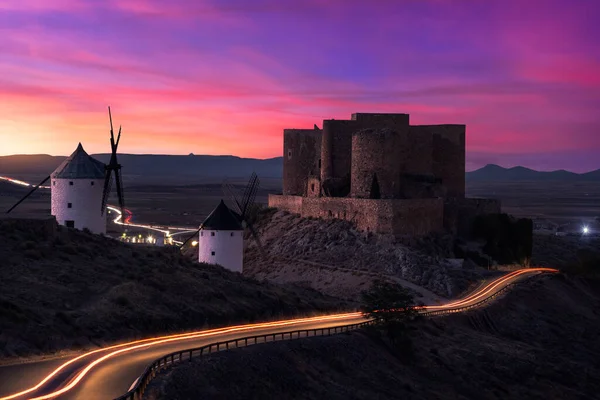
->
[[0, 154, 283, 184], [0, 154, 598, 184], [466, 164, 600, 182]]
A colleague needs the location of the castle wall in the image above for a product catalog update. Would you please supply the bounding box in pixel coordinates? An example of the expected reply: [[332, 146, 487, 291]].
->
[[268, 194, 303, 214], [444, 197, 501, 236], [320, 120, 356, 184], [406, 126, 434, 176], [350, 128, 405, 199], [268, 194, 443, 236], [283, 128, 321, 196], [391, 198, 444, 236], [321, 114, 410, 189], [428, 125, 466, 198]]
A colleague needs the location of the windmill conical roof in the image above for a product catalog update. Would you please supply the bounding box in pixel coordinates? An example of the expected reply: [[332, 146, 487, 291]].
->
[[52, 143, 106, 179], [201, 200, 243, 231]]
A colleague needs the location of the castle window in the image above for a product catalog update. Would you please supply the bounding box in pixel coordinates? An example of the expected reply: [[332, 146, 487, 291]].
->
[[211, 232, 215, 236], [69, 181, 73, 186], [200, 232, 203, 237], [211, 251, 215, 256], [311, 183, 315, 192], [230, 232, 234, 237], [67, 203, 72, 208], [318, 159, 321, 169], [53, 181, 56, 186], [91, 181, 95, 186], [288, 150, 292, 159]]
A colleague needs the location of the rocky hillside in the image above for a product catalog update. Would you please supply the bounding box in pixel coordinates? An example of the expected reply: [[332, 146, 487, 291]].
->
[[243, 210, 498, 299], [0, 218, 347, 360], [146, 274, 600, 399]]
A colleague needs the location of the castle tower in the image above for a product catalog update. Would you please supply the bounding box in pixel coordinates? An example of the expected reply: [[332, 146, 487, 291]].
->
[[50, 143, 107, 234], [198, 200, 244, 272]]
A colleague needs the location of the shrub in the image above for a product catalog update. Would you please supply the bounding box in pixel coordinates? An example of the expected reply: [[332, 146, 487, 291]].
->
[[361, 280, 418, 345], [472, 213, 533, 265]]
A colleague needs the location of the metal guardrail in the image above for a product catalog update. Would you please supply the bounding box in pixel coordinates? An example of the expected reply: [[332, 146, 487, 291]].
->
[[113, 321, 373, 400], [114, 271, 549, 400], [420, 272, 543, 317]]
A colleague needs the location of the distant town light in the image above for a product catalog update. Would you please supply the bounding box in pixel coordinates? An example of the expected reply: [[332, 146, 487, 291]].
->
[[582, 226, 590, 235]]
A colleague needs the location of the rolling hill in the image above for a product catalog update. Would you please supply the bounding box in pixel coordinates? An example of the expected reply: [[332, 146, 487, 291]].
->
[[0, 154, 283, 184], [466, 164, 600, 182], [1, 154, 599, 184]]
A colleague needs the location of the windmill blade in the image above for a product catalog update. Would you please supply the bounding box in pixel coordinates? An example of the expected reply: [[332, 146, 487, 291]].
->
[[222, 180, 243, 215], [115, 125, 122, 149], [114, 169, 125, 220], [240, 172, 259, 218], [108, 106, 114, 139], [239, 172, 257, 215], [246, 219, 267, 259], [179, 227, 201, 249], [242, 175, 260, 219], [6, 175, 50, 214], [100, 170, 113, 216]]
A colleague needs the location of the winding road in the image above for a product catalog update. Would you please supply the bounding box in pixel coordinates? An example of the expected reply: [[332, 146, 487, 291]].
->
[[0, 268, 557, 400], [0, 175, 559, 399]]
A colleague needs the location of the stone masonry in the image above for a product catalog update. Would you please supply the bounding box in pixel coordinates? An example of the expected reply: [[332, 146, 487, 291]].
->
[[271, 112, 500, 236]]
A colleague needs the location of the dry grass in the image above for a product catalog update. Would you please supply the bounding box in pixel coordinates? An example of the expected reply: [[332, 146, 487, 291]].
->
[[147, 274, 600, 400], [0, 221, 348, 360]]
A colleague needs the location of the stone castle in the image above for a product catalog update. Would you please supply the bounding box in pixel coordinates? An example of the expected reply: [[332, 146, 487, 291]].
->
[[268, 112, 500, 236]]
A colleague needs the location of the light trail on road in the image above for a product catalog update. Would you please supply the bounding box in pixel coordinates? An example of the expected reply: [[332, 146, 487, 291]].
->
[[423, 267, 558, 310], [0, 313, 362, 400], [1, 176, 560, 399], [0, 268, 558, 400], [1, 175, 197, 236], [0, 176, 51, 189]]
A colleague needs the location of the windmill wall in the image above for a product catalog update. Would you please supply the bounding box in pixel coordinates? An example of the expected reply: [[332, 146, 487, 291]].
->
[[198, 229, 244, 273], [51, 178, 106, 234]]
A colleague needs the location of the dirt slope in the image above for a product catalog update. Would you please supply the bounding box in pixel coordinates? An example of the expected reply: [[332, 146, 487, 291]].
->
[[147, 274, 600, 400], [243, 210, 497, 299], [0, 220, 347, 360]]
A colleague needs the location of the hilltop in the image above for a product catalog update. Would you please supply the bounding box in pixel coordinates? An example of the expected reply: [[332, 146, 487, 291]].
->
[[466, 164, 600, 182], [146, 273, 600, 400], [0, 218, 347, 360], [242, 209, 499, 300]]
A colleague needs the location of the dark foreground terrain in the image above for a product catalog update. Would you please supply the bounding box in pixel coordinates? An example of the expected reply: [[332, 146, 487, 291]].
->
[[147, 274, 600, 400], [0, 220, 347, 360]]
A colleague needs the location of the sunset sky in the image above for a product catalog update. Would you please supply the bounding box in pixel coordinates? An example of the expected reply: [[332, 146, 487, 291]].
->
[[0, 0, 598, 171]]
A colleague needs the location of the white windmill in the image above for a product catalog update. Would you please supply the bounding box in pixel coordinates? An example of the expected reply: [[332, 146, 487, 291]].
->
[[180, 173, 266, 273], [5, 107, 126, 235]]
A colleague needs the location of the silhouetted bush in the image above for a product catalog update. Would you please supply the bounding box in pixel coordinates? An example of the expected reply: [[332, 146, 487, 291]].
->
[[361, 280, 418, 345], [472, 213, 533, 265]]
